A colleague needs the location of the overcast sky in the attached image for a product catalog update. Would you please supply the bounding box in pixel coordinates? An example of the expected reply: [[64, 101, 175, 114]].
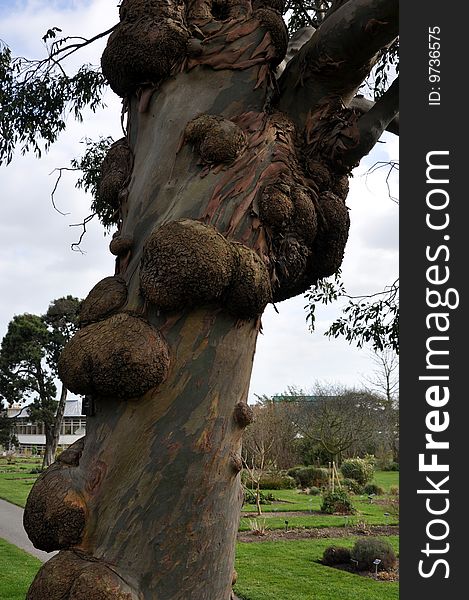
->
[[0, 0, 399, 403]]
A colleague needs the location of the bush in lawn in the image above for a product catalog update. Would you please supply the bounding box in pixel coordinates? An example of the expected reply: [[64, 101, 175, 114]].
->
[[243, 488, 276, 505], [340, 458, 374, 485], [389, 485, 399, 496], [321, 490, 355, 514], [363, 483, 384, 496], [258, 474, 296, 490], [294, 466, 329, 488], [308, 486, 321, 496], [382, 461, 399, 471], [322, 546, 351, 566], [351, 537, 397, 571], [341, 478, 364, 495]]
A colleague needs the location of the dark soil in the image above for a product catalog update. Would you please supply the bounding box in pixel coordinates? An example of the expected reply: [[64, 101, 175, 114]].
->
[[323, 559, 400, 582], [237, 524, 399, 543]]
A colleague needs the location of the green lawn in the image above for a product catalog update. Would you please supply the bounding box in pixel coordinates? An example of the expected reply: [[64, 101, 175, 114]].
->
[[0, 458, 41, 507], [0, 539, 40, 600], [373, 471, 399, 491], [235, 536, 399, 600], [0, 536, 398, 600]]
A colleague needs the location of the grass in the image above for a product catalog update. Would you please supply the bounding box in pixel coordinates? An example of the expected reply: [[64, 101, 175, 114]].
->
[[373, 471, 399, 491], [0, 536, 398, 600], [0, 538, 40, 600], [234, 536, 399, 600], [0, 457, 41, 507]]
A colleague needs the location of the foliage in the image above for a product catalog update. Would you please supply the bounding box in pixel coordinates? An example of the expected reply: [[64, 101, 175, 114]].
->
[[244, 488, 276, 505], [259, 473, 296, 490], [0, 39, 107, 165], [320, 490, 355, 515], [382, 461, 399, 472], [341, 478, 363, 495], [308, 486, 321, 496], [0, 399, 18, 449], [70, 136, 116, 229], [305, 273, 399, 353], [322, 545, 351, 566], [294, 466, 329, 489], [351, 537, 397, 571], [363, 483, 384, 496], [340, 458, 374, 485]]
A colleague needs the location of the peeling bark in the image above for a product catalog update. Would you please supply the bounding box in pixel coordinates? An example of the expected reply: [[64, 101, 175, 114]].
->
[[25, 2, 398, 598]]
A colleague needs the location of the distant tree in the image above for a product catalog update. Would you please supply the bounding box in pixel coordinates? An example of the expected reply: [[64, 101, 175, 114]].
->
[[0, 314, 57, 467], [0, 399, 18, 451], [362, 349, 399, 462], [280, 384, 383, 464], [0, 297, 81, 468], [43, 296, 81, 465]]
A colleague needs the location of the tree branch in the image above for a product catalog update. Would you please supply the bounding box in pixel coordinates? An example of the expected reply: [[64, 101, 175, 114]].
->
[[341, 77, 399, 168], [349, 94, 399, 136], [278, 0, 398, 130]]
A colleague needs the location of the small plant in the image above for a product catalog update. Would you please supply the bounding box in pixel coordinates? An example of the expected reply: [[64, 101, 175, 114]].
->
[[321, 490, 355, 515], [363, 483, 384, 496], [248, 518, 267, 536], [308, 486, 321, 496], [243, 488, 276, 505], [354, 519, 372, 535], [351, 537, 397, 571], [341, 478, 364, 495], [29, 467, 42, 474], [340, 458, 374, 485], [322, 545, 351, 566], [389, 485, 399, 496]]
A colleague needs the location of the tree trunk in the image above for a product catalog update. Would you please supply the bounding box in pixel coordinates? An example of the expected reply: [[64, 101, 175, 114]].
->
[[41, 423, 55, 471], [42, 384, 68, 470], [23, 2, 398, 598]]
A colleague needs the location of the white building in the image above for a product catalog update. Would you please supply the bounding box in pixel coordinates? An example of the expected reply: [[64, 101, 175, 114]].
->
[[7, 398, 86, 454]]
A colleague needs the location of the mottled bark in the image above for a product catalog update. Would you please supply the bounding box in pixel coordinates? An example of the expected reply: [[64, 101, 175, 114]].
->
[[46, 383, 68, 469], [24, 1, 398, 598]]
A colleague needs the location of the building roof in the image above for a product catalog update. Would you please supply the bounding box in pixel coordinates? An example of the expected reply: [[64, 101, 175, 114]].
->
[[7, 398, 84, 419]]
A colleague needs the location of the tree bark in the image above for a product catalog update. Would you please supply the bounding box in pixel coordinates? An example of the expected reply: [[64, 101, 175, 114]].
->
[[23, 2, 398, 599], [42, 384, 68, 469]]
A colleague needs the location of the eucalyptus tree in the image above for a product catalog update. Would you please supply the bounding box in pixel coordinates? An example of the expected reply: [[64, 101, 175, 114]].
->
[[2, 1, 398, 598]]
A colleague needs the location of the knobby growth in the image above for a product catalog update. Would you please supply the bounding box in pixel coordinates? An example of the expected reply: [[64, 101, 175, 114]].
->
[[24, 1, 398, 599]]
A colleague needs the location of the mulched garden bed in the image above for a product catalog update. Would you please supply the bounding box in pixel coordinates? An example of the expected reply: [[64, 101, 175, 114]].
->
[[237, 525, 399, 543], [323, 559, 399, 582]]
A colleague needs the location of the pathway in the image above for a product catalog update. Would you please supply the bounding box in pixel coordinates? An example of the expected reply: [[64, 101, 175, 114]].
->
[[0, 498, 55, 562]]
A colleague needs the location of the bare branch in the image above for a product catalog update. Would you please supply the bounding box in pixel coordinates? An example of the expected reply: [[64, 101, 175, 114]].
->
[[279, 0, 398, 131], [349, 95, 399, 135], [70, 214, 95, 253], [341, 77, 399, 169]]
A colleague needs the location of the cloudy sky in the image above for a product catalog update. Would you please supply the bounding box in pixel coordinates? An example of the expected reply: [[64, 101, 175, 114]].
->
[[0, 0, 399, 403]]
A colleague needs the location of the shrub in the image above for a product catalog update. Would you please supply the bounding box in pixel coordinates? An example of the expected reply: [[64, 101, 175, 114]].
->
[[389, 485, 399, 496], [363, 483, 384, 496], [351, 537, 397, 571], [29, 467, 42, 474], [294, 466, 329, 488], [321, 490, 355, 515], [340, 458, 374, 485], [243, 489, 276, 505], [382, 461, 399, 471], [341, 478, 364, 495], [308, 486, 321, 496], [258, 474, 296, 490], [322, 546, 351, 566]]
